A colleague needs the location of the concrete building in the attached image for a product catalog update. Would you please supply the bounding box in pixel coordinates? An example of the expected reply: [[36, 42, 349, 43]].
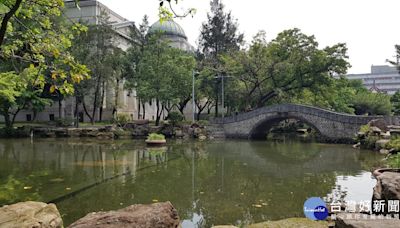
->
[[345, 65, 400, 95], [1, 0, 196, 123]]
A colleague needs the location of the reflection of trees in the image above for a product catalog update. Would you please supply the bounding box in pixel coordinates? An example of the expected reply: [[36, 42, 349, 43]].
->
[[0, 139, 380, 227]]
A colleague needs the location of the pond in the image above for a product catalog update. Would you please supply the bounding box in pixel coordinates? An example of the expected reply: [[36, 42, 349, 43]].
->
[[0, 138, 384, 227]]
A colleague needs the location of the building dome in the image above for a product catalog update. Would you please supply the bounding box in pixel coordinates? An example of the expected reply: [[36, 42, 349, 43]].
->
[[148, 20, 187, 40]]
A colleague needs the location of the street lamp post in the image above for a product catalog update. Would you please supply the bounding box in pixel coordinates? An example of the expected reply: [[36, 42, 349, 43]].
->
[[215, 74, 232, 121], [192, 70, 199, 122]]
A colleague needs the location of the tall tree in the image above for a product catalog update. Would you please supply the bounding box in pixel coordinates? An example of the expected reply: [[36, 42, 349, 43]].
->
[[129, 34, 195, 126], [222, 29, 350, 110], [71, 13, 118, 124], [198, 0, 243, 116]]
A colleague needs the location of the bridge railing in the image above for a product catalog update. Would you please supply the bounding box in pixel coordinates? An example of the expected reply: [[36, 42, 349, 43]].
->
[[210, 103, 400, 125]]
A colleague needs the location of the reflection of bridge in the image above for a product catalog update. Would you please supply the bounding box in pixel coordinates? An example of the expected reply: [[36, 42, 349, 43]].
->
[[211, 104, 400, 142]]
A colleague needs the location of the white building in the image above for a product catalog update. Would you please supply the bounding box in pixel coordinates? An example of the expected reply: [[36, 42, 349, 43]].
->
[[345, 65, 400, 95]]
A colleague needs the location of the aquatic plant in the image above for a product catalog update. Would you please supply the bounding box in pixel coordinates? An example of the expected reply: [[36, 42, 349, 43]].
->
[[147, 133, 166, 141]]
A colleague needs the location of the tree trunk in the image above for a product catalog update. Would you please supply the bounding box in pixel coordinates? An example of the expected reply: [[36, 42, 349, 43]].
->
[[2, 109, 11, 129], [0, 0, 23, 47], [75, 96, 80, 128], [142, 102, 146, 119], [99, 81, 106, 122], [137, 98, 141, 119], [155, 99, 161, 126], [91, 81, 100, 125], [82, 100, 94, 123], [58, 100, 62, 119], [113, 79, 120, 120]]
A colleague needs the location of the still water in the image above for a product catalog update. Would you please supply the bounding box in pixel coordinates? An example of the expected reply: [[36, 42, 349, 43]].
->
[[0, 138, 384, 227]]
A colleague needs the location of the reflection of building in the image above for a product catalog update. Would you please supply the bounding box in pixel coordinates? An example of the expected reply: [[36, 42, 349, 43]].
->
[[345, 65, 400, 95], [3, 0, 195, 123]]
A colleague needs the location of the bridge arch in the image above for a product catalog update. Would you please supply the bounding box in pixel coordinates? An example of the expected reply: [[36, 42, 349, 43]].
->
[[211, 104, 399, 143], [248, 114, 321, 140]]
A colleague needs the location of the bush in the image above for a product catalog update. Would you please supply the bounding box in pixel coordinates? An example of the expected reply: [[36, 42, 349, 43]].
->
[[166, 111, 184, 126], [387, 154, 400, 168], [360, 135, 379, 149], [54, 118, 74, 127], [147, 133, 165, 141], [359, 124, 371, 134], [114, 113, 131, 127], [197, 120, 209, 126], [385, 138, 400, 152]]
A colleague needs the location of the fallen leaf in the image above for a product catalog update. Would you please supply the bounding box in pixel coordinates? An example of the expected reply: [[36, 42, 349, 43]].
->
[[252, 204, 262, 208], [152, 199, 158, 203], [65, 187, 71, 191]]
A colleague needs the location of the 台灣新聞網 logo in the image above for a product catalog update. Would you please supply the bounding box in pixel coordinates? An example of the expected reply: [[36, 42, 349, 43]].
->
[[304, 197, 329, 220]]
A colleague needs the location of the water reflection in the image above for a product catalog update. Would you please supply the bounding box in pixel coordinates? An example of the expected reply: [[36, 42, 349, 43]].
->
[[0, 138, 384, 227]]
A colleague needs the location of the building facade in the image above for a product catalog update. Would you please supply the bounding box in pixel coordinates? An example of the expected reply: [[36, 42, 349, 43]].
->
[[345, 65, 400, 95]]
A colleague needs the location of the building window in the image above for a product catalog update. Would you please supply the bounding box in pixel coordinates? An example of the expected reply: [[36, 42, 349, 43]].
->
[[49, 114, 55, 121], [26, 114, 32, 122]]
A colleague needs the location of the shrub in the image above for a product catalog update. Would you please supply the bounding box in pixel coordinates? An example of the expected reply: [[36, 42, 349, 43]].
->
[[147, 133, 165, 141], [385, 138, 400, 151], [197, 120, 209, 126], [387, 154, 400, 168], [54, 118, 74, 127], [166, 111, 184, 126], [360, 135, 379, 149], [359, 124, 370, 134], [114, 113, 131, 127]]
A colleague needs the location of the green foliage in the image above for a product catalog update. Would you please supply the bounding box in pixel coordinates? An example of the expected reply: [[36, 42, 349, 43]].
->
[[147, 133, 166, 141], [114, 113, 131, 127], [71, 13, 123, 124], [167, 111, 184, 126], [359, 124, 371, 134], [360, 135, 380, 150], [352, 91, 392, 115], [54, 118, 75, 127], [391, 91, 400, 115], [387, 154, 400, 168], [385, 138, 400, 151], [0, 0, 89, 128], [197, 120, 209, 126], [125, 34, 195, 125], [222, 29, 350, 111]]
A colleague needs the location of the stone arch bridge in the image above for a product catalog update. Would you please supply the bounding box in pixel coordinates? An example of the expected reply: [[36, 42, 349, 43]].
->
[[210, 104, 400, 142]]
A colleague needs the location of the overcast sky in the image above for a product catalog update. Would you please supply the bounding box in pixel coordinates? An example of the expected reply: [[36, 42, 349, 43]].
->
[[101, 0, 400, 74]]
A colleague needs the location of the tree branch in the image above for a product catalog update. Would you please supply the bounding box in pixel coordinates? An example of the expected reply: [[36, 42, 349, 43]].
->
[[0, 0, 23, 47]]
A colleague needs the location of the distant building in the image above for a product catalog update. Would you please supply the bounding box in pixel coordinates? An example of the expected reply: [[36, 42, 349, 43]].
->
[[345, 65, 400, 95], [148, 20, 195, 52]]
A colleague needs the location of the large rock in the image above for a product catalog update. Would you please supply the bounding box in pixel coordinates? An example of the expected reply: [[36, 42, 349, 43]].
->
[[335, 213, 400, 228], [248, 218, 328, 228], [369, 119, 389, 132], [370, 126, 382, 135], [0, 201, 62, 228], [68, 202, 179, 228], [375, 139, 389, 150], [373, 170, 400, 201]]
